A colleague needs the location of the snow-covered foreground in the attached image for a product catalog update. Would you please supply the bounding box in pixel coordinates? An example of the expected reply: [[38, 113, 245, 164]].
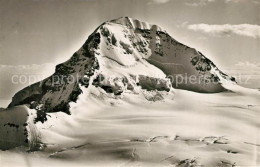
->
[[1, 85, 260, 167]]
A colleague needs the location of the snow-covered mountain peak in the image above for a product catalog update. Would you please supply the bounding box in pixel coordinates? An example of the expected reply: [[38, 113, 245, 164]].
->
[[109, 17, 164, 32], [2, 17, 260, 167], [95, 17, 235, 91], [8, 17, 236, 120]]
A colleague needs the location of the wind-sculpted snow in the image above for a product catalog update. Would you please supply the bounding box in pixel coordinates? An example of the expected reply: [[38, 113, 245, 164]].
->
[[2, 17, 256, 166], [1, 84, 260, 166]]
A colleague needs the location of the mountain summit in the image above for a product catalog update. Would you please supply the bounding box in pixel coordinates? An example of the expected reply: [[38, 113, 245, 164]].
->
[[2, 17, 260, 167], [8, 17, 235, 118]]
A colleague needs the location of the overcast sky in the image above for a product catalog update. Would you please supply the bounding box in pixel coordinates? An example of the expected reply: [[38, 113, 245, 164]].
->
[[0, 0, 259, 106]]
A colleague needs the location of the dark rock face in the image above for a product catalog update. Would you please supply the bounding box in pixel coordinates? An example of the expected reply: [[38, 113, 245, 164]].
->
[[8, 31, 100, 118], [138, 75, 171, 92]]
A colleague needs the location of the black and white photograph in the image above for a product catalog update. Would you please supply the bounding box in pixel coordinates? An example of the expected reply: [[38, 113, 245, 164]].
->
[[0, 0, 259, 166]]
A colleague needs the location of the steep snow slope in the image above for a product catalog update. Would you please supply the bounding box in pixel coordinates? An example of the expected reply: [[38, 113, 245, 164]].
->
[[8, 17, 235, 120]]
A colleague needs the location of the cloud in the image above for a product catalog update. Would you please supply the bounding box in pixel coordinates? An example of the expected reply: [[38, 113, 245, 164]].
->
[[235, 61, 260, 69], [223, 62, 260, 89], [253, 0, 260, 4], [185, 0, 215, 6], [187, 24, 260, 38], [225, 0, 240, 2], [0, 63, 55, 87], [0, 63, 55, 75], [149, 0, 170, 4], [185, 0, 260, 6], [225, 0, 260, 4], [0, 63, 55, 102]]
